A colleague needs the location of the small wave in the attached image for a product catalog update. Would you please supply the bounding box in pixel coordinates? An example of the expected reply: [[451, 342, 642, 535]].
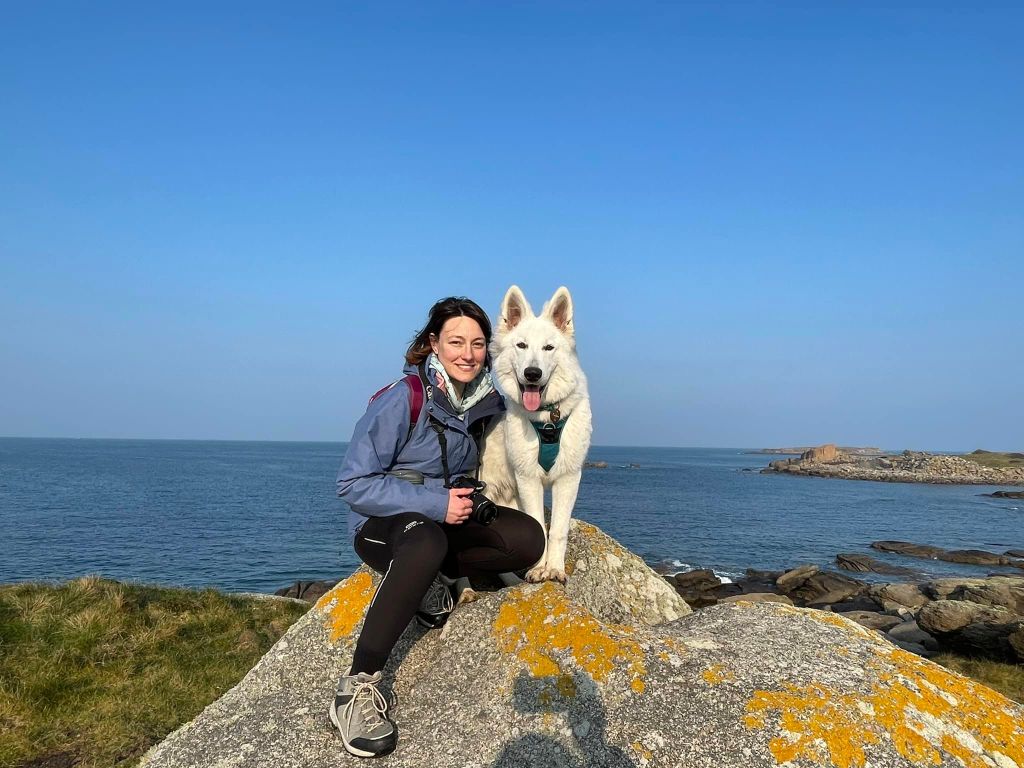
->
[[667, 564, 737, 584]]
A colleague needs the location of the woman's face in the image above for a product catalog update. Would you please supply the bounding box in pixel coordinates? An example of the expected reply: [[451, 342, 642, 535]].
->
[[430, 316, 487, 386]]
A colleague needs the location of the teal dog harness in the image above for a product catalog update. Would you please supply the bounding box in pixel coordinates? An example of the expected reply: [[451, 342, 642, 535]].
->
[[532, 407, 568, 472]]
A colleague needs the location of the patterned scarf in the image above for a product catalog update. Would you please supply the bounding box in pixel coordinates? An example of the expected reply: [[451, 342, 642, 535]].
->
[[427, 353, 495, 414]]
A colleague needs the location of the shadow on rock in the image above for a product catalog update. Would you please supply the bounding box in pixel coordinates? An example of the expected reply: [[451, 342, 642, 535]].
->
[[489, 671, 633, 768]]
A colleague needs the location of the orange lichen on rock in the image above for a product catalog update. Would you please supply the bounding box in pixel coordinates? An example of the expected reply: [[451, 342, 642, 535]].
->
[[492, 582, 646, 691], [873, 648, 1024, 768], [631, 741, 653, 762], [315, 571, 376, 643], [574, 520, 619, 558], [806, 610, 881, 644], [702, 664, 736, 685], [743, 645, 1024, 768], [747, 683, 882, 768]]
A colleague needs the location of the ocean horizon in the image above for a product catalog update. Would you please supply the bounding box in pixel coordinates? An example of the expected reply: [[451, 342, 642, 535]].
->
[[1, 437, 1020, 594]]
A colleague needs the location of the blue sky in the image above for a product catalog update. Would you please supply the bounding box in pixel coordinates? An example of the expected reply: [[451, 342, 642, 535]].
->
[[1, 2, 1021, 449]]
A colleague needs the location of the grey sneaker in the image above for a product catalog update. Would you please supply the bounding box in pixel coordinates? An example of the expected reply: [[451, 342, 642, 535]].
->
[[329, 670, 396, 758], [415, 572, 454, 629]]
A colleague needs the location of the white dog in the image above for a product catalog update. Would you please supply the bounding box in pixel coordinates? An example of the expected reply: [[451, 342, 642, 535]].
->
[[479, 285, 593, 583]]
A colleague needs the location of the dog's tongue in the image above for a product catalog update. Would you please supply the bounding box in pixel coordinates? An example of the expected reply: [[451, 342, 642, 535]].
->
[[522, 386, 541, 412]]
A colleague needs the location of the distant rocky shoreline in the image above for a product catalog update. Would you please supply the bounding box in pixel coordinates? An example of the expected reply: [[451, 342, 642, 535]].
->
[[750, 445, 885, 456], [761, 444, 1024, 486]]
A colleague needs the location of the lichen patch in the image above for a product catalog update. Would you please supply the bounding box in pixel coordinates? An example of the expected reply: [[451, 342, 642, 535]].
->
[[702, 664, 736, 685], [492, 582, 646, 692], [743, 645, 1024, 768], [315, 571, 376, 643]]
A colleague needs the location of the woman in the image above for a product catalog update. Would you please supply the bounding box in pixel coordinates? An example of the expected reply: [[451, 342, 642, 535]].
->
[[330, 296, 545, 758]]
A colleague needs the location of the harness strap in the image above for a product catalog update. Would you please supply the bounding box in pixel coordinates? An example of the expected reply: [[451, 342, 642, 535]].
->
[[532, 417, 568, 472]]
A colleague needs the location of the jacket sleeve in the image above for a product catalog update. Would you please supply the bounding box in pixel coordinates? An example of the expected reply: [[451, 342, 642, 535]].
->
[[336, 382, 449, 523]]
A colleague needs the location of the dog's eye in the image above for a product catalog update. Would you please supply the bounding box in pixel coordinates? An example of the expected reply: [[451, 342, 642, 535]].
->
[[542, 344, 554, 351], [516, 342, 528, 349]]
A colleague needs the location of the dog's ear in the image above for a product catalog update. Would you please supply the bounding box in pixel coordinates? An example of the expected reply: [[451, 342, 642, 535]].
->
[[542, 286, 574, 337], [498, 285, 533, 333]]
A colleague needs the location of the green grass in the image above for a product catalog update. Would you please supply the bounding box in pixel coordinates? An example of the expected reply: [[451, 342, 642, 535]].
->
[[932, 653, 1024, 704], [961, 449, 1024, 469], [0, 577, 308, 768]]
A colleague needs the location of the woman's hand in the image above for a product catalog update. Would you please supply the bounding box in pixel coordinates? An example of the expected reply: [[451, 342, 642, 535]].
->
[[445, 487, 475, 524]]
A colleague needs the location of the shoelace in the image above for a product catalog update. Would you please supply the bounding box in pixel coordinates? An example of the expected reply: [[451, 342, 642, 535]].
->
[[342, 679, 391, 737], [421, 576, 454, 615]]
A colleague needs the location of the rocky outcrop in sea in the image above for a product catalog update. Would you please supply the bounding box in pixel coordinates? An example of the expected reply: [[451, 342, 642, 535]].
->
[[141, 522, 1024, 768], [762, 444, 1024, 485], [666, 559, 1024, 664]]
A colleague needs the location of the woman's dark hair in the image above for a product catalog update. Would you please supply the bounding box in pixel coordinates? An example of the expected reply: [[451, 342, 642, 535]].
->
[[405, 297, 492, 365]]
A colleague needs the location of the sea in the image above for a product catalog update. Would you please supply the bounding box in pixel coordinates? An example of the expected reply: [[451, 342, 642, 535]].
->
[[1, 438, 1021, 594]]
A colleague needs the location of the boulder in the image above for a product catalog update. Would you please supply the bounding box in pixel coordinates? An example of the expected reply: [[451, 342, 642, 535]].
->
[[889, 639, 933, 658], [923, 576, 1024, 613], [937, 549, 1015, 566], [835, 553, 917, 576], [868, 583, 929, 610], [672, 569, 720, 590], [917, 600, 1024, 660], [917, 600, 1008, 634], [1010, 627, 1024, 659], [565, 523, 691, 626], [886, 620, 938, 650], [275, 580, 339, 603], [670, 569, 722, 609], [956, 619, 1024, 662], [830, 594, 885, 613], [138, 521, 1024, 768], [988, 491, 1024, 499], [787, 571, 866, 606], [870, 541, 946, 559], [719, 593, 793, 606], [800, 443, 839, 462], [710, 582, 744, 600], [841, 611, 902, 632], [744, 568, 783, 582], [775, 564, 819, 592]]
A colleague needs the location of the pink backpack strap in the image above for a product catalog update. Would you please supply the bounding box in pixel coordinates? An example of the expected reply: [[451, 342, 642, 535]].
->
[[368, 374, 425, 440], [404, 373, 424, 432]]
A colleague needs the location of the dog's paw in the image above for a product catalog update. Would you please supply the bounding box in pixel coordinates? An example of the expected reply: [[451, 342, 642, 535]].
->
[[457, 586, 479, 605], [543, 567, 567, 584], [525, 566, 548, 583]]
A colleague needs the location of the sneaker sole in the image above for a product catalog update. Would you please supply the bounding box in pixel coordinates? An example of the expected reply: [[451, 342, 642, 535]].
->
[[329, 703, 389, 758], [415, 615, 448, 629]]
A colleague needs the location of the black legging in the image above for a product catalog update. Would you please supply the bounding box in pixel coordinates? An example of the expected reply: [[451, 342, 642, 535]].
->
[[350, 507, 544, 675]]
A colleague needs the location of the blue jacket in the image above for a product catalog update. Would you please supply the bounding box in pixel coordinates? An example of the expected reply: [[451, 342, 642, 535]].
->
[[337, 362, 506, 539]]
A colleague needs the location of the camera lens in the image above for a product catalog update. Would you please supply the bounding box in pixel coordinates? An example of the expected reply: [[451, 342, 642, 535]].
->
[[470, 494, 498, 526]]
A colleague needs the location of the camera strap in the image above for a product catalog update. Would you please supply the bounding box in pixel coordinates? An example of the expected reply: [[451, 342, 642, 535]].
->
[[419, 361, 456, 487]]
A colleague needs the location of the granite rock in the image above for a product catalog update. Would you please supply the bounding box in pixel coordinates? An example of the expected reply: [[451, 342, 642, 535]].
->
[[140, 523, 1024, 768]]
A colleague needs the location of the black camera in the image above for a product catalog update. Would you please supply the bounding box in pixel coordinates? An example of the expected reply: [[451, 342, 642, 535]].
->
[[448, 476, 499, 526]]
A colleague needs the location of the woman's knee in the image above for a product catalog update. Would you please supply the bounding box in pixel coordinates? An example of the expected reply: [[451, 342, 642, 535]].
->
[[393, 516, 448, 562], [499, 509, 546, 562]]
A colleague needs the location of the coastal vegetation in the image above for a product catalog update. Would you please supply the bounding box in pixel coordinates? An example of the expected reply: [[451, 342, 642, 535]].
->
[[962, 449, 1024, 469], [932, 653, 1024, 704], [0, 577, 307, 768]]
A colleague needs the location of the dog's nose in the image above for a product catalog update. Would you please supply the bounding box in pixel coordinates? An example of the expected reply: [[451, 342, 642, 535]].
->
[[524, 367, 542, 383]]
